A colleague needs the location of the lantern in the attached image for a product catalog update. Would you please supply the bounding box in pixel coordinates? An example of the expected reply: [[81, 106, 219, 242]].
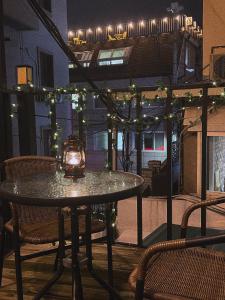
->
[[62, 136, 85, 178], [16, 65, 33, 85]]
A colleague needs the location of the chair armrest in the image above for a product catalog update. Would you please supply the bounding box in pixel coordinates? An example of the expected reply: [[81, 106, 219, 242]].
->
[[180, 197, 225, 238], [137, 233, 225, 281]]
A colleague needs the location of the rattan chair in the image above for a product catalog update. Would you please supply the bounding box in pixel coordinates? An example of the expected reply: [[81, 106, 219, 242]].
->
[[129, 197, 225, 300], [0, 156, 105, 298]]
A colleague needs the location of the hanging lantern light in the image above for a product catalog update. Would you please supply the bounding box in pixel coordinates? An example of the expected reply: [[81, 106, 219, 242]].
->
[[16, 65, 33, 85], [62, 136, 85, 178]]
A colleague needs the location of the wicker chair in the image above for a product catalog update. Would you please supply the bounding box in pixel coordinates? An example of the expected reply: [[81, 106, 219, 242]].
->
[[129, 197, 225, 300], [0, 156, 105, 297]]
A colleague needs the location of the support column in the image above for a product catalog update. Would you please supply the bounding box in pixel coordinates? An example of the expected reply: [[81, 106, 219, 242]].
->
[[166, 89, 173, 240], [107, 100, 113, 171], [136, 92, 143, 246], [201, 87, 208, 236], [50, 98, 57, 157], [17, 93, 37, 155], [0, 0, 12, 162]]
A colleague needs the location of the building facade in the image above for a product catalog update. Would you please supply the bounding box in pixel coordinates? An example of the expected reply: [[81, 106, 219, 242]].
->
[[68, 15, 202, 172], [183, 1, 225, 194], [3, 0, 70, 156]]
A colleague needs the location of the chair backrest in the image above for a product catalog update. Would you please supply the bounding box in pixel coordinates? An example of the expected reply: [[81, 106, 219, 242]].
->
[[4, 156, 57, 224]]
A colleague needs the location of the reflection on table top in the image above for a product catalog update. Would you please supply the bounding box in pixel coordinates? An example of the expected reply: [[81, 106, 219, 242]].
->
[[0, 170, 144, 207]]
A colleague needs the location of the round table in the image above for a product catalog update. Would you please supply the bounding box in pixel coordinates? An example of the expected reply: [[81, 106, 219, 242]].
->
[[0, 170, 144, 300]]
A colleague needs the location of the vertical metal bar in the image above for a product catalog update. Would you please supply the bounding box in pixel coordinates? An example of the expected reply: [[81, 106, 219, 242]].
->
[[17, 94, 37, 155], [0, 0, 12, 161], [106, 203, 114, 300], [107, 99, 113, 171], [201, 87, 208, 236], [136, 92, 143, 247], [13, 213, 23, 300], [166, 88, 173, 240], [78, 95, 84, 142], [71, 207, 83, 300], [50, 100, 57, 157]]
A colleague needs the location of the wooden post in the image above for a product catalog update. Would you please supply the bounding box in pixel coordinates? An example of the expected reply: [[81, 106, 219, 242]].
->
[[0, 0, 12, 161], [136, 92, 143, 247], [201, 87, 208, 236], [166, 88, 173, 240]]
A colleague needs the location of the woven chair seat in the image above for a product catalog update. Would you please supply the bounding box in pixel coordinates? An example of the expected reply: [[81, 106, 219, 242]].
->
[[129, 247, 225, 300], [5, 215, 105, 244]]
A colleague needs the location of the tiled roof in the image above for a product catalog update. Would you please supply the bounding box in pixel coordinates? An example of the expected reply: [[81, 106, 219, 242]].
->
[[69, 33, 183, 82]]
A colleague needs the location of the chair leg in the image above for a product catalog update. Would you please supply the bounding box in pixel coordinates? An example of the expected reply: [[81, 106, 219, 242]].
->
[[106, 204, 114, 300], [85, 208, 93, 270], [53, 247, 59, 272], [135, 279, 144, 300], [0, 228, 5, 286], [13, 227, 23, 300]]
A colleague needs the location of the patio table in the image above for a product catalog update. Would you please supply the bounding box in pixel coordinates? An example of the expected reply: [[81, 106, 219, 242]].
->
[[0, 170, 144, 300]]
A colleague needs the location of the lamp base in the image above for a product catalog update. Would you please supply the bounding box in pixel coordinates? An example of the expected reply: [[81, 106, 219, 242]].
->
[[64, 169, 85, 179]]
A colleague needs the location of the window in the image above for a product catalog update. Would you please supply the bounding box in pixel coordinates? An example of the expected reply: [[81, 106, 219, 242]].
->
[[73, 51, 93, 68], [39, 0, 51, 12], [97, 47, 132, 66], [39, 51, 54, 87], [94, 132, 108, 151], [144, 132, 165, 151]]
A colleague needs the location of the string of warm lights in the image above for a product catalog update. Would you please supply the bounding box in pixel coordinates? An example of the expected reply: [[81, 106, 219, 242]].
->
[[5, 81, 225, 127], [67, 14, 202, 43]]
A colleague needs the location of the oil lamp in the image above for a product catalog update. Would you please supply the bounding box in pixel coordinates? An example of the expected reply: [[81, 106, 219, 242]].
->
[[62, 136, 85, 178]]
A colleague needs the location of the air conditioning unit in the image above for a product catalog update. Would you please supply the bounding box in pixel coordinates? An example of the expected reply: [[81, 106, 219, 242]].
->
[[210, 54, 225, 81]]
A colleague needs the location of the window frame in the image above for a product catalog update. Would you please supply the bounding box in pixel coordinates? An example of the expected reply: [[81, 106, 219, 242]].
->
[[143, 132, 166, 152], [38, 48, 54, 88], [73, 51, 93, 68], [97, 47, 132, 66]]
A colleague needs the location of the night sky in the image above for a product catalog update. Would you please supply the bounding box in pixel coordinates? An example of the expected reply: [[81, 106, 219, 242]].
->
[[67, 0, 202, 29]]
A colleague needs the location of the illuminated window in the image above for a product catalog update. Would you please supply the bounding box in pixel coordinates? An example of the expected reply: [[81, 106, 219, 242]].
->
[[144, 133, 165, 151], [97, 47, 132, 66], [73, 51, 93, 68]]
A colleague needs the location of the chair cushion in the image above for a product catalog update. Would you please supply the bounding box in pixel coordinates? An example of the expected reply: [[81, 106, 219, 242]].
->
[[129, 248, 225, 299], [5, 215, 105, 244]]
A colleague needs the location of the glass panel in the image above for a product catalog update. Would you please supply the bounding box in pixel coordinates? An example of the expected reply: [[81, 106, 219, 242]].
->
[[112, 48, 125, 58], [155, 133, 165, 151], [111, 59, 124, 65], [98, 50, 112, 59], [95, 132, 108, 150], [144, 133, 154, 150], [117, 132, 123, 150]]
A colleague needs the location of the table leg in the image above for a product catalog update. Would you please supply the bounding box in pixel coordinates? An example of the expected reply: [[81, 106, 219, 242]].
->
[[106, 203, 114, 300], [34, 209, 65, 300], [71, 207, 83, 300], [137, 191, 143, 247]]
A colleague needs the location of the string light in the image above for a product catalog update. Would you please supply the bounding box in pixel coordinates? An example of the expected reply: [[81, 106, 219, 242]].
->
[[163, 17, 168, 23], [77, 30, 83, 36], [151, 19, 156, 25], [87, 28, 93, 34], [139, 20, 145, 27], [68, 30, 74, 37], [107, 25, 113, 32], [117, 24, 123, 30], [128, 22, 134, 29], [96, 27, 102, 33]]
